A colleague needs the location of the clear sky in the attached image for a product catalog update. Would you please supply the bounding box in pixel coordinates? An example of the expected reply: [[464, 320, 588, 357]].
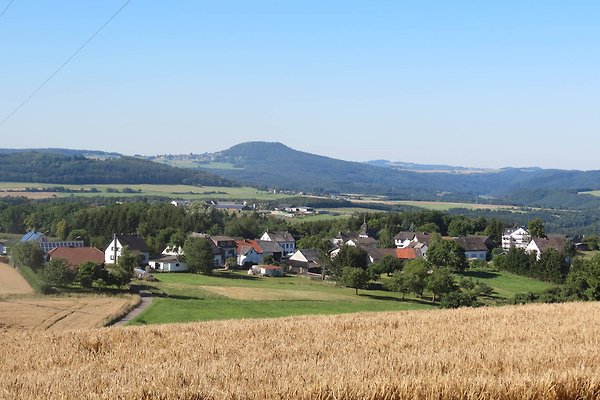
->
[[0, 1, 599, 170]]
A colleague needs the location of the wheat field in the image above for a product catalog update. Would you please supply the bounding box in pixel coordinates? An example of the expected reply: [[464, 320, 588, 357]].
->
[[1, 302, 599, 399]]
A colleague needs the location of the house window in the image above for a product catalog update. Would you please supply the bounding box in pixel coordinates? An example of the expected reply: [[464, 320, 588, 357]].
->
[[111, 247, 114, 251], [110, 255, 114, 260]]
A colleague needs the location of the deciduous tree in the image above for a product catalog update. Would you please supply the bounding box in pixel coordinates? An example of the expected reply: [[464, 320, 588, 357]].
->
[[341, 267, 369, 295], [183, 237, 215, 275]]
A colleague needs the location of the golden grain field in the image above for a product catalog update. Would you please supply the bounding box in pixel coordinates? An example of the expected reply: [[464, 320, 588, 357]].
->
[[1, 302, 599, 399], [0, 295, 138, 332]]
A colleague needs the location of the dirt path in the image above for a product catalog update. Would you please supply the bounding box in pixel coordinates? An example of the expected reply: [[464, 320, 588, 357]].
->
[[0, 262, 34, 295], [112, 290, 152, 326]]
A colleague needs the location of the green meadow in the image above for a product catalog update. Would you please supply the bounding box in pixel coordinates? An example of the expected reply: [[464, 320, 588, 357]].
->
[[0, 183, 293, 201], [129, 268, 559, 325]]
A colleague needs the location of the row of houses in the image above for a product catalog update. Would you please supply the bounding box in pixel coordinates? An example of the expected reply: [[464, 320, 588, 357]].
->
[[17, 223, 572, 276]]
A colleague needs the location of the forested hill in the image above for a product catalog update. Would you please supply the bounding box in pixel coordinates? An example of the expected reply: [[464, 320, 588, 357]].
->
[[0, 148, 121, 158], [0, 152, 234, 186], [198, 142, 600, 203]]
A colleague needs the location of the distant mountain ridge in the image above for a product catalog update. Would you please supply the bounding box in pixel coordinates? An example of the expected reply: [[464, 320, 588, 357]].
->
[[365, 159, 488, 173], [4, 143, 600, 210], [0, 148, 122, 159], [188, 141, 600, 208]]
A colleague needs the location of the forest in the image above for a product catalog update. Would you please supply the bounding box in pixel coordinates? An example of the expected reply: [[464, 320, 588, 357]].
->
[[0, 152, 233, 186]]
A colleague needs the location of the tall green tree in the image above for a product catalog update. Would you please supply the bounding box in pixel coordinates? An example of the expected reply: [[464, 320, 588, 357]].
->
[[528, 218, 546, 238], [327, 245, 368, 281], [426, 267, 458, 302], [377, 227, 395, 248], [40, 258, 75, 287], [10, 242, 44, 269], [387, 271, 411, 300], [403, 259, 430, 298], [183, 237, 215, 275], [533, 248, 569, 283], [447, 216, 473, 237], [426, 238, 467, 272], [565, 254, 600, 300], [341, 267, 369, 295], [484, 218, 505, 248], [77, 261, 103, 289]]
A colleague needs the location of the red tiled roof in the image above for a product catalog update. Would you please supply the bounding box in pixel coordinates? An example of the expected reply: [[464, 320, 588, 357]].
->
[[237, 239, 263, 254], [47, 247, 105, 268], [395, 248, 418, 260]]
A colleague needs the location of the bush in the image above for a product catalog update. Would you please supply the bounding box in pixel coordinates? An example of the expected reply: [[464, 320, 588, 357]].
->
[[475, 281, 494, 297], [40, 259, 75, 287], [440, 291, 480, 308]]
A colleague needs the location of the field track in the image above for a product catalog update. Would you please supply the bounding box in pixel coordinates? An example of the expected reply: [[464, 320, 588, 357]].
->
[[1, 301, 599, 399], [0, 262, 33, 295]]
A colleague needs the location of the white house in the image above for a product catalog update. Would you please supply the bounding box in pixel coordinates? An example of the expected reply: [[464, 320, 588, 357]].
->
[[525, 235, 567, 261], [394, 232, 432, 249], [260, 231, 295, 257], [502, 228, 531, 251], [149, 254, 188, 272], [237, 239, 263, 266], [148, 245, 188, 272], [454, 235, 492, 260], [287, 248, 321, 275], [104, 234, 150, 265]]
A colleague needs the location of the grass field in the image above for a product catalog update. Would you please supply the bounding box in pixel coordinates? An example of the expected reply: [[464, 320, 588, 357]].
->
[[2, 302, 600, 399], [131, 271, 435, 325], [351, 198, 516, 211], [456, 267, 558, 299], [579, 190, 600, 197], [0, 182, 293, 200], [130, 268, 557, 325]]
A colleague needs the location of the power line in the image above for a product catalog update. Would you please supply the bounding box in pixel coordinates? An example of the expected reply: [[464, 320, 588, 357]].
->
[[0, 0, 16, 19], [0, 0, 131, 128]]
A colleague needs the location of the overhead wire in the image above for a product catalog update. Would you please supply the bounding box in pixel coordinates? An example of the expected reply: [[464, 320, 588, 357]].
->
[[0, 0, 131, 128], [0, 0, 16, 20]]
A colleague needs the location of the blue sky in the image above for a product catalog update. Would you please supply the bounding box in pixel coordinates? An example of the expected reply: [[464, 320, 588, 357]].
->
[[0, 1, 598, 169]]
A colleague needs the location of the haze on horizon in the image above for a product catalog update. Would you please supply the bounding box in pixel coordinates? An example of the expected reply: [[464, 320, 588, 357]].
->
[[0, 1, 598, 171]]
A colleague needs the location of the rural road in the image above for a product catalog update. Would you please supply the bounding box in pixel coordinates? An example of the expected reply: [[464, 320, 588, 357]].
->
[[0, 262, 34, 295], [112, 290, 152, 327]]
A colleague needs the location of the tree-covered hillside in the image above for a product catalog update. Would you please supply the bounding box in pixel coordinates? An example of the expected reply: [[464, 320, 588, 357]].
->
[[0, 152, 234, 186], [198, 142, 600, 207]]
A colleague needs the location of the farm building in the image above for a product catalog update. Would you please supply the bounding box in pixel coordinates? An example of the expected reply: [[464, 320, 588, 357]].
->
[[149, 255, 188, 272], [287, 248, 321, 274], [454, 235, 492, 260], [19, 230, 84, 253], [47, 247, 105, 269]]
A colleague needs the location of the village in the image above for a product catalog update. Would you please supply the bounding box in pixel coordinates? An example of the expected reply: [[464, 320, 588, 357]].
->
[[10, 215, 572, 281]]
